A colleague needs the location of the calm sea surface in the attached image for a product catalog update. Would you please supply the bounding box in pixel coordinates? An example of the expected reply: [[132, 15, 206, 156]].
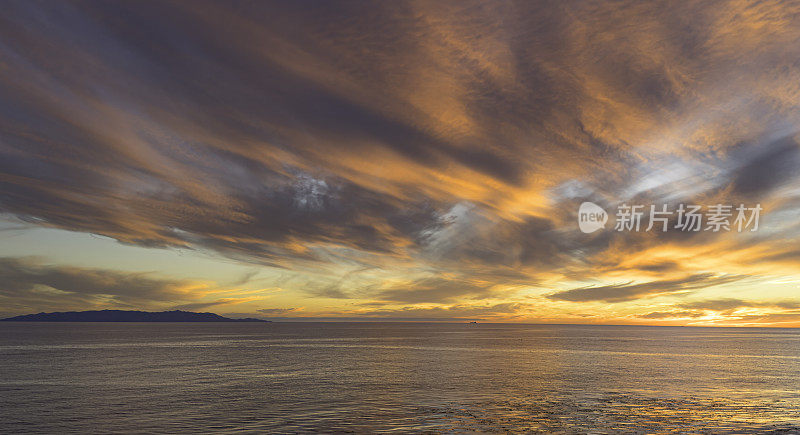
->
[[2, 322, 800, 433]]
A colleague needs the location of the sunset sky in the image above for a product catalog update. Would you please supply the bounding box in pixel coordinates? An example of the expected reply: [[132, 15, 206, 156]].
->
[[2, 0, 800, 325]]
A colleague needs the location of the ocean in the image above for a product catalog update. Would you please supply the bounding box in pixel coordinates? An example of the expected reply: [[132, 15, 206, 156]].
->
[[2, 322, 800, 433]]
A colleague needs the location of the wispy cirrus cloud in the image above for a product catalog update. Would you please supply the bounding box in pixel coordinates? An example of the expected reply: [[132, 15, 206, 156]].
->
[[547, 274, 746, 303], [0, 257, 252, 316], [635, 298, 800, 324]]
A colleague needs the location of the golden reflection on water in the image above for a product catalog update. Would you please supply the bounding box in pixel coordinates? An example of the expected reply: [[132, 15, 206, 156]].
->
[[2, 322, 800, 433]]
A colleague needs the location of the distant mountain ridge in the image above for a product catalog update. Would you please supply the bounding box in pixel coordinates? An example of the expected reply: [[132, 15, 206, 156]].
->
[[0, 310, 270, 322]]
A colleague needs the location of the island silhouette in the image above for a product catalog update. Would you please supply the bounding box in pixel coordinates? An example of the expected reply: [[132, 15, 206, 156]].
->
[[0, 310, 270, 322]]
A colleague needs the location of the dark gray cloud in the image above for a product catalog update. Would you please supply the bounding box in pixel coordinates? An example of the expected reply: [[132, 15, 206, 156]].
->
[[678, 299, 751, 311], [730, 135, 800, 197], [0, 257, 208, 314], [635, 299, 800, 320], [547, 273, 745, 303], [172, 299, 248, 311], [678, 299, 800, 311], [341, 302, 529, 321], [634, 261, 682, 273], [376, 277, 495, 304], [257, 307, 304, 315], [637, 311, 705, 319], [240, 303, 528, 321]]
